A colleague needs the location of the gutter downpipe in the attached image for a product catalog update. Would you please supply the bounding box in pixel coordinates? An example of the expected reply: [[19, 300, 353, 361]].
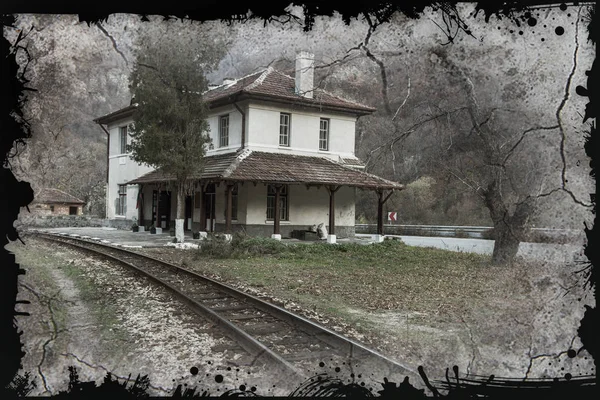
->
[[232, 96, 246, 150]]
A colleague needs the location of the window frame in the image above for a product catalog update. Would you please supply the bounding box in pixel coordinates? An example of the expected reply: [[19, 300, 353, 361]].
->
[[279, 113, 291, 147], [117, 184, 127, 216], [319, 118, 329, 151], [219, 114, 229, 148], [223, 184, 239, 221], [266, 184, 289, 221], [119, 126, 128, 154]]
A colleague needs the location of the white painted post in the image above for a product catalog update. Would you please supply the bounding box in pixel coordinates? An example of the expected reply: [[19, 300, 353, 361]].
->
[[373, 234, 385, 243], [327, 234, 337, 244], [175, 219, 184, 243], [271, 234, 282, 241]]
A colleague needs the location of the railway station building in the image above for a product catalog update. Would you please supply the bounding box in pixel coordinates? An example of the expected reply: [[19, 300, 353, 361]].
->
[[95, 52, 403, 242]]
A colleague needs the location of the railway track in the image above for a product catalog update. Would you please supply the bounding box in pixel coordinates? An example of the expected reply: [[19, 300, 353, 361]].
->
[[31, 232, 416, 383]]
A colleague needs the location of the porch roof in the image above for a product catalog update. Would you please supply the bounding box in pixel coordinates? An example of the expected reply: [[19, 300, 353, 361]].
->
[[126, 150, 403, 190]]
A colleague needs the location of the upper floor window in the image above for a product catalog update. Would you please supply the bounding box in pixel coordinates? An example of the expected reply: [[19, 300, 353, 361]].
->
[[119, 126, 128, 154], [266, 184, 288, 221], [279, 113, 291, 147], [219, 115, 229, 147], [319, 118, 329, 151]]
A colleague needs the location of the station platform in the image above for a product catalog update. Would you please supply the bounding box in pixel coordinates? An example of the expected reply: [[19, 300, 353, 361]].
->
[[23, 227, 374, 248]]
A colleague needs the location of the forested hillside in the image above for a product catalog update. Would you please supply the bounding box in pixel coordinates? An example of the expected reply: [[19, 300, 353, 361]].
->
[[6, 5, 593, 235]]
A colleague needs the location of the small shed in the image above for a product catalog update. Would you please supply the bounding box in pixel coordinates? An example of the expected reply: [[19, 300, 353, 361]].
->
[[31, 188, 86, 216]]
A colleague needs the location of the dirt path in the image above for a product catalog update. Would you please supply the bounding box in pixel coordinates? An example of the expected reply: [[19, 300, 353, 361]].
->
[[9, 238, 290, 396]]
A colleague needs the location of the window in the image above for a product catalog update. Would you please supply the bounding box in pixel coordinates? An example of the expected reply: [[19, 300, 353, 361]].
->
[[119, 126, 128, 154], [223, 184, 238, 220], [117, 185, 127, 216], [50, 205, 55, 212], [266, 184, 288, 221], [219, 115, 229, 147], [279, 113, 291, 146], [319, 118, 329, 151]]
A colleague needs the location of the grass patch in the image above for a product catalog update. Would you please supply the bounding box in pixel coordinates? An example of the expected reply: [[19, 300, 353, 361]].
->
[[189, 235, 495, 324]]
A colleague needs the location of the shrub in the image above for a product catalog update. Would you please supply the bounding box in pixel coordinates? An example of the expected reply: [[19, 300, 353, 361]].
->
[[196, 232, 408, 259], [197, 233, 232, 258]]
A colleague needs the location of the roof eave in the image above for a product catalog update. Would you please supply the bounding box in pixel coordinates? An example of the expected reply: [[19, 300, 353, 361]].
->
[[207, 93, 375, 116], [94, 105, 137, 125]]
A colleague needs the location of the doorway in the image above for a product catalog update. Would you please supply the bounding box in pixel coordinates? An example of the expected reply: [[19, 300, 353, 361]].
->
[[185, 195, 192, 231], [204, 184, 216, 232], [155, 191, 171, 229], [69, 206, 78, 215]]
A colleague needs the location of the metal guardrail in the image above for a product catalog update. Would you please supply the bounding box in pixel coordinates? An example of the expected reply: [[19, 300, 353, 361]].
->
[[354, 224, 583, 241]]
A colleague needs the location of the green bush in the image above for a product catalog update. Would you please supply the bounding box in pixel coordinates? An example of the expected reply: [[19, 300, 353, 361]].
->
[[196, 233, 232, 258], [195, 232, 407, 260], [197, 231, 288, 259]]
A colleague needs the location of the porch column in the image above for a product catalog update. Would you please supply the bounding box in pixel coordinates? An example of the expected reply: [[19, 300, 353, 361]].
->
[[375, 189, 394, 243], [272, 184, 282, 240], [225, 182, 234, 236], [327, 185, 340, 244]]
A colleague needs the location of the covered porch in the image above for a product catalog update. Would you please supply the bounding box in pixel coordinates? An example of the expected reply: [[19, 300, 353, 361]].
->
[[127, 150, 404, 242]]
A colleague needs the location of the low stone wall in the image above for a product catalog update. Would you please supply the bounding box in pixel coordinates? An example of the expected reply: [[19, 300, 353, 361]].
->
[[16, 215, 108, 229], [16, 215, 136, 230]]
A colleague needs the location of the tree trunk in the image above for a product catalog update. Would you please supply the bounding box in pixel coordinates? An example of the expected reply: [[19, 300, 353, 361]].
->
[[484, 181, 532, 265], [491, 221, 521, 264], [176, 182, 185, 243]]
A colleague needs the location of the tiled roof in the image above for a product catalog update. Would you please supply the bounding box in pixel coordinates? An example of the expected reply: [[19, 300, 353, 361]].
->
[[95, 67, 376, 124], [125, 152, 240, 184], [127, 150, 403, 190], [203, 67, 376, 115], [340, 157, 365, 167], [33, 188, 86, 205]]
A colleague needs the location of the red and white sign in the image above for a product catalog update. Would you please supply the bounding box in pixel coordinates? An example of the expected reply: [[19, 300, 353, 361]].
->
[[388, 212, 397, 222]]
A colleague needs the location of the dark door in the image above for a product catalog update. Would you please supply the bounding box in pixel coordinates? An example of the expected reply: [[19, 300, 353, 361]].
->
[[185, 195, 192, 231], [69, 206, 78, 215], [158, 191, 171, 229]]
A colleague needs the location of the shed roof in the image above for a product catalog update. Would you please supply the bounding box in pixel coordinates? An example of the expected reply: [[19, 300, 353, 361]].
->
[[32, 188, 86, 205], [126, 150, 403, 190]]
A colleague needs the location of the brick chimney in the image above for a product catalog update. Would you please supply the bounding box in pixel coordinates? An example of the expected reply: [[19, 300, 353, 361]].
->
[[295, 51, 314, 98]]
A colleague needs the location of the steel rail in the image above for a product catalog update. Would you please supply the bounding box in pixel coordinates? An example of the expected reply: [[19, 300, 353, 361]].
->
[[32, 231, 417, 379], [33, 232, 303, 379]]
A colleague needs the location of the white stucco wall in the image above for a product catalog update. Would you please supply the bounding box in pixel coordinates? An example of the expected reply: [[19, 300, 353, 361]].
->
[[244, 183, 354, 227], [245, 101, 358, 159], [106, 117, 154, 221], [206, 104, 245, 155]]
